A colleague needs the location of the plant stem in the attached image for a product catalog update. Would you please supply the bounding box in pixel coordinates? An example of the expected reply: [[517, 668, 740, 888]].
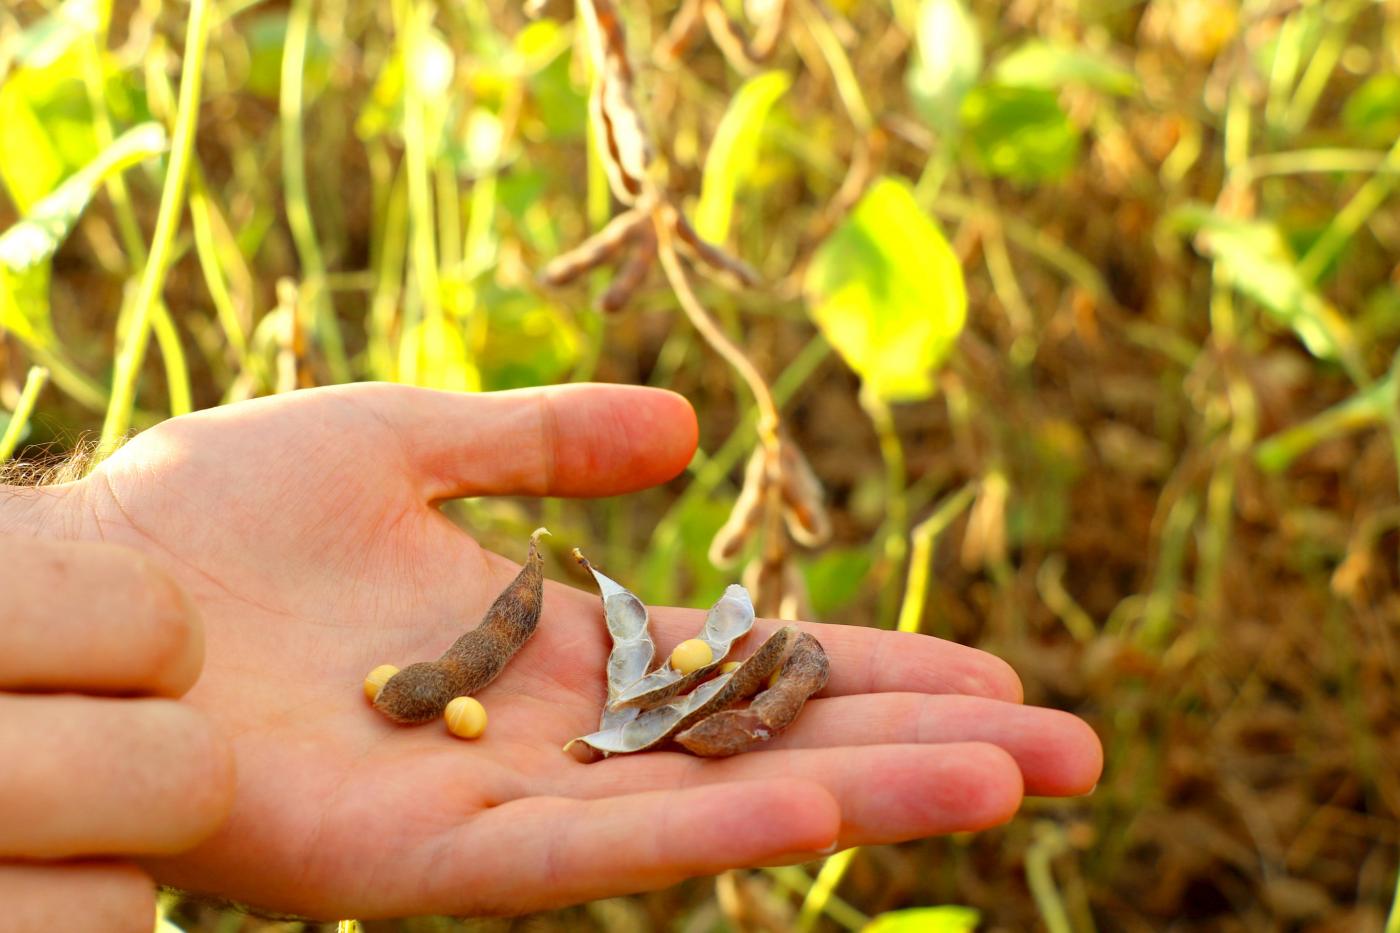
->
[[794, 0, 871, 132], [81, 15, 192, 418], [1384, 856, 1400, 933], [282, 0, 350, 383], [861, 386, 907, 628], [763, 865, 868, 931], [654, 205, 781, 443], [99, 0, 211, 455], [796, 848, 858, 933], [897, 482, 977, 634], [1025, 823, 1074, 933], [1297, 134, 1400, 285], [0, 366, 49, 463]]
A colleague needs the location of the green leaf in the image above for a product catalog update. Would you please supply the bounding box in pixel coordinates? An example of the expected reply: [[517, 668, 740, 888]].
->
[[399, 315, 479, 392], [241, 12, 333, 101], [805, 177, 966, 402], [458, 107, 506, 175], [1342, 74, 1400, 147], [0, 122, 167, 272], [0, 262, 54, 349], [12, 0, 104, 70], [355, 26, 453, 144], [0, 51, 97, 211], [906, 0, 982, 133], [695, 70, 790, 242], [524, 33, 587, 141], [993, 40, 1138, 96], [961, 84, 1079, 184], [863, 906, 981, 933], [477, 283, 580, 391], [1167, 203, 1354, 362], [637, 497, 734, 607], [802, 547, 872, 617]]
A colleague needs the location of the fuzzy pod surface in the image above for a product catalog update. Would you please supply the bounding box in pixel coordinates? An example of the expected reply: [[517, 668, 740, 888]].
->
[[373, 529, 547, 724]]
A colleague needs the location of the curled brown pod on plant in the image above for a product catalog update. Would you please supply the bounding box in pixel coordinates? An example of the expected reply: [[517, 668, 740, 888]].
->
[[675, 631, 828, 757], [372, 528, 548, 724], [708, 445, 770, 567], [778, 438, 831, 547], [656, 0, 705, 64], [538, 207, 648, 287], [672, 209, 762, 289], [598, 224, 657, 312], [581, 0, 653, 205]]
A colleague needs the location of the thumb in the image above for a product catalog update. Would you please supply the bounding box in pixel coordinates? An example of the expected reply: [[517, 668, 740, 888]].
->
[[355, 382, 699, 501]]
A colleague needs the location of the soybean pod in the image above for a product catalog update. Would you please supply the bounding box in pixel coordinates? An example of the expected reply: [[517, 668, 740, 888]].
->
[[675, 631, 829, 756], [372, 528, 548, 724]]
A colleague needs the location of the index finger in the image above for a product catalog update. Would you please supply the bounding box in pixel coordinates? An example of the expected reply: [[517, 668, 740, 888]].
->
[[0, 536, 203, 697]]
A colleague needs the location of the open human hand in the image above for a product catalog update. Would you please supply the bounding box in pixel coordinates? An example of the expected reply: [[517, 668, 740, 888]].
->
[[5, 383, 1101, 920]]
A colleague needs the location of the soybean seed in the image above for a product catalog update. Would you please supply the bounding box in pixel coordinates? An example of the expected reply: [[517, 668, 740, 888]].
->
[[444, 696, 488, 739]]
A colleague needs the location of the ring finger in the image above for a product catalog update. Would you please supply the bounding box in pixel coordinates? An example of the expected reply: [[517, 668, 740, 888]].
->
[[0, 694, 234, 859]]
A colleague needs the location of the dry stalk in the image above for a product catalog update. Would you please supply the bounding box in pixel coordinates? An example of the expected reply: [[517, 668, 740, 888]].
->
[[540, 0, 830, 616]]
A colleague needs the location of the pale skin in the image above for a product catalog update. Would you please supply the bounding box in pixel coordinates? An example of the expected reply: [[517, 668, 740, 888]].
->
[[0, 383, 1103, 927]]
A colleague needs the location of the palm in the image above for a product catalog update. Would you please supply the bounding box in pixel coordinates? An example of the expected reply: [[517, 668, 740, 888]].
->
[[75, 384, 1100, 919]]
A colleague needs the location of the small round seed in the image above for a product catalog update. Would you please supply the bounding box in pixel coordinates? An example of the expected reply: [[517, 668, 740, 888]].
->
[[364, 664, 400, 702], [444, 696, 488, 739], [670, 638, 714, 674], [720, 661, 742, 674]]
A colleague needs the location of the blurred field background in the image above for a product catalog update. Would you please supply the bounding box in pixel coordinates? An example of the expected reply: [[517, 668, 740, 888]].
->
[[3, 0, 1400, 929]]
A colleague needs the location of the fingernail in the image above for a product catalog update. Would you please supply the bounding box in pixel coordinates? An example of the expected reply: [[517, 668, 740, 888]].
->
[[764, 844, 837, 867]]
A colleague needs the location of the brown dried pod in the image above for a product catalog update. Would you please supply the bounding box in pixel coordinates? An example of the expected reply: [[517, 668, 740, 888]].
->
[[538, 206, 648, 286], [778, 438, 831, 547], [581, 0, 653, 205], [708, 445, 770, 567], [701, 0, 761, 75], [373, 529, 548, 724], [746, 0, 786, 60], [672, 209, 762, 289], [743, 554, 787, 620], [675, 631, 829, 757], [598, 223, 657, 312], [656, 0, 705, 64], [568, 625, 800, 755]]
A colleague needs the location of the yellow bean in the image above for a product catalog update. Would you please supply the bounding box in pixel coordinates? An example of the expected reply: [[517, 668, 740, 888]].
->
[[444, 696, 488, 739], [670, 638, 714, 674], [720, 661, 742, 674], [364, 664, 400, 702]]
